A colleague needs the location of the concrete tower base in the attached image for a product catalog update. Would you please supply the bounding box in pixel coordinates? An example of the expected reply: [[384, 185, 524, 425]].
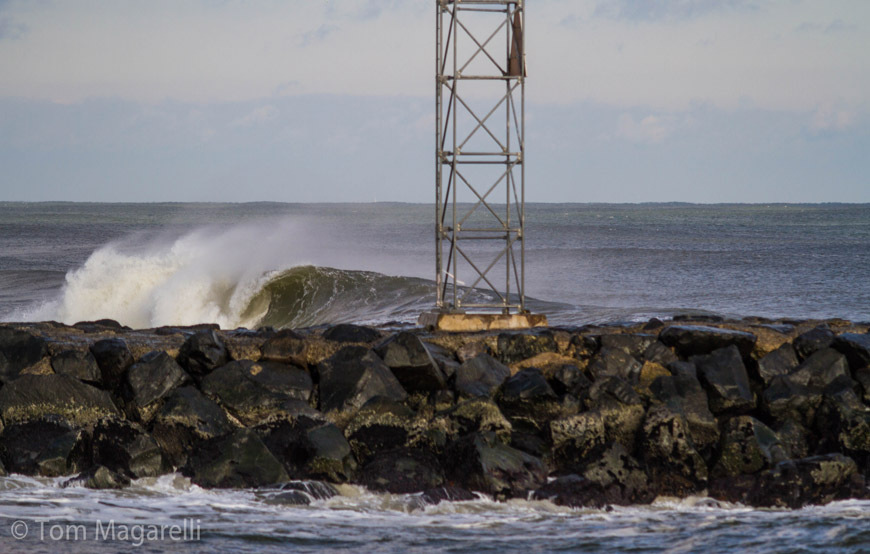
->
[[417, 312, 548, 332]]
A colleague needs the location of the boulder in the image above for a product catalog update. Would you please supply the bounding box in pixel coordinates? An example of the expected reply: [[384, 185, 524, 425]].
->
[[201, 360, 314, 426], [497, 330, 559, 365], [0, 374, 120, 426], [63, 465, 131, 490], [660, 325, 756, 358], [641, 404, 708, 496], [587, 348, 643, 384], [549, 411, 607, 472], [793, 326, 835, 361], [712, 416, 788, 478], [710, 454, 866, 508], [444, 432, 547, 499], [756, 343, 799, 385], [432, 398, 513, 447], [496, 368, 561, 435], [585, 376, 646, 448], [260, 329, 308, 366], [650, 372, 719, 453], [581, 443, 653, 505], [375, 332, 447, 392], [762, 376, 822, 426], [149, 386, 235, 469], [184, 428, 290, 488], [259, 418, 357, 483], [833, 333, 870, 370], [812, 380, 870, 464], [547, 364, 592, 398], [788, 348, 851, 390], [357, 448, 445, 494], [855, 368, 870, 403], [599, 333, 656, 360], [344, 398, 417, 463], [124, 351, 191, 423], [532, 474, 610, 508], [420, 486, 477, 505], [89, 338, 134, 390], [456, 341, 490, 364], [262, 481, 339, 506], [454, 354, 511, 398], [317, 346, 407, 413], [569, 334, 599, 360], [92, 418, 164, 478], [50, 350, 101, 383], [0, 327, 48, 382], [423, 342, 461, 380], [176, 330, 229, 380], [643, 341, 679, 366], [0, 419, 90, 476], [690, 345, 754, 414], [322, 324, 381, 343]]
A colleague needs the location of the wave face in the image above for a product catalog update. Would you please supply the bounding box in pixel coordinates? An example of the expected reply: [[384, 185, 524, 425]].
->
[[31, 223, 454, 329]]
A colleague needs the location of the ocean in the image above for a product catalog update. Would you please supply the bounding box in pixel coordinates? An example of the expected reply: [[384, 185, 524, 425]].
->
[[1, 201, 869, 552]]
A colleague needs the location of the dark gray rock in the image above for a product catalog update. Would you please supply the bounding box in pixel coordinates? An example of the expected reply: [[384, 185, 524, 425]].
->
[[150, 386, 235, 469], [201, 360, 314, 426], [260, 330, 308, 366], [262, 481, 339, 506], [358, 448, 445, 494], [641, 404, 708, 496], [322, 324, 381, 343], [756, 343, 799, 385], [454, 354, 511, 398], [344, 398, 416, 463], [375, 332, 447, 392], [0, 327, 48, 382], [793, 326, 835, 361], [660, 325, 756, 358], [259, 418, 356, 483], [317, 346, 407, 412], [92, 418, 164, 478], [650, 372, 719, 453], [586, 376, 646, 448], [833, 333, 870, 371], [424, 342, 461, 380], [547, 364, 592, 397], [89, 338, 133, 390], [176, 330, 229, 380], [550, 411, 607, 472], [532, 474, 608, 508], [0, 419, 90, 476], [184, 428, 290, 488], [762, 376, 822, 427], [125, 351, 191, 422], [421, 486, 477, 505], [51, 350, 101, 383], [456, 341, 490, 364], [643, 341, 679, 366], [0, 374, 120, 426], [712, 416, 789, 478], [587, 347, 643, 384], [600, 333, 656, 360], [63, 465, 131, 490], [497, 368, 561, 435], [444, 432, 547, 499], [570, 334, 599, 359], [855, 368, 870, 403], [497, 330, 559, 365], [581, 443, 653, 505], [690, 345, 755, 414], [788, 348, 851, 390]]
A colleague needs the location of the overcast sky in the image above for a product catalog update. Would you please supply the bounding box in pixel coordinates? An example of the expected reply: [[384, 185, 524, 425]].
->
[[0, 0, 868, 203]]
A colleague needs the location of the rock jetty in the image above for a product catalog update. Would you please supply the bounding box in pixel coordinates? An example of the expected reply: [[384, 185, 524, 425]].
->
[[1, 316, 869, 509]]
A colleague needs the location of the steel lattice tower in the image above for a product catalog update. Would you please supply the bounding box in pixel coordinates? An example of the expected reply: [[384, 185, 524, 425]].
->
[[435, 0, 526, 315]]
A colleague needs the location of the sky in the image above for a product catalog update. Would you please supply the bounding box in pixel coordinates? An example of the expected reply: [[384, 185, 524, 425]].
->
[[0, 0, 868, 203]]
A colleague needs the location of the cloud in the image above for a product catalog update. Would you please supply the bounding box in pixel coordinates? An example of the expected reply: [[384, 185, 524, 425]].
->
[[299, 23, 339, 47], [614, 113, 675, 143], [230, 105, 277, 128], [809, 104, 856, 133], [796, 19, 859, 34], [594, 0, 761, 22], [0, 16, 26, 40]]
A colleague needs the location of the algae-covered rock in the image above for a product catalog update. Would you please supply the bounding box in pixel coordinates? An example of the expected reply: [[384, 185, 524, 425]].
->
[[650, 372, 719, 454], [92, 418, 165, 478], [793, 326, 835, 361], [51, 350, 101, 384], [184, 428, 289, 488], [549, 411, 607, 473], [690, 345, 755, 414], [713, 416, 789, 477], [258, 417, 357, 483], [0, 327, 48, 382], [581, 443, 653, 505], [90, 338, 134, 391], [317, 346, 407, 413], [660, 325, 756, 358], [344, 398, 417, 463], [497, 330, 559, 365], [322, 324, 381, 343], [375, 332, 447, 392], [640, 404, 708, 496], [454, 353, 511, 398], [0, 418, 90, 476], [0, 374, 120, 426], [358, 448, 445, 494], [585, 376, 645, 449], [587, 348, 643, 384], [756, 343, 799, 385], [833, 333, 870, 370], [176, 330, 229, 380], [124, 350, 191, 423], [63, 465, 131, 490]]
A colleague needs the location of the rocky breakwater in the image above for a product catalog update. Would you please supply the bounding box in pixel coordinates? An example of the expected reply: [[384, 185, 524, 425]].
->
[[1, 316, 869, 509]]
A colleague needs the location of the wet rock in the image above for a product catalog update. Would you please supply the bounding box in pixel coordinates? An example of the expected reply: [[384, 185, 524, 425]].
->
[[587, 348, 643, 384], [50, 350, 101, 383], [712, 416, 788, 478], [63, 465, 131, 490], [650, 372, 719, 453], [344, 398, 417, 463], [570, 334, 599, 360], [259, 418, 357, 482], [260, 330, 308, 366], [550, 411, 607, 472], [423, 342, 461, 380], [788, 348, 850, 390], [454, 354, 511, 398], [444, 432, 547, 499], [358, 448, 445, 494], [201, 360, 314, 426], [532, 474, 608, 508], [0, 419, 90, 476], [497, 330, 559, 365], [643, 341, 679, 366], [263, 481, 339, 506], [0, 327, 48, 382], [756, 343, 799, 385], [317, 346, 407, 413], [73, 319, 128, 333], [149, 386, 235, 469], [660, 325, 756, 358], [762, 376, 822, 427], [600, 333, 656, 360], [0, 374, 120, 426], [421, 485, 477, 505], [776, 420, 812, 459], [710, 454, 865, 509], [124, 351, 191, 423], [641, 405, 708, 496], [496, 368, 561, 435], [184, 428, 290, 488], [547, 364, 592, 397], [92, 418, 164, 478], [90, 338, 134, 390], [375, 332, 447, 392], [855, 368, 870, 403], [833, 333, 870, 370], [176, 330, 229, 380], [793, 326, 835, 361], [581, 443, 652, 505], [322, 324, 381, 343], [690, 345, 754, 414], [456, 341, 490, 364], [813, 380, 870, 464], [586, 376, 646, 448], [434, 398, 513, 447]]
